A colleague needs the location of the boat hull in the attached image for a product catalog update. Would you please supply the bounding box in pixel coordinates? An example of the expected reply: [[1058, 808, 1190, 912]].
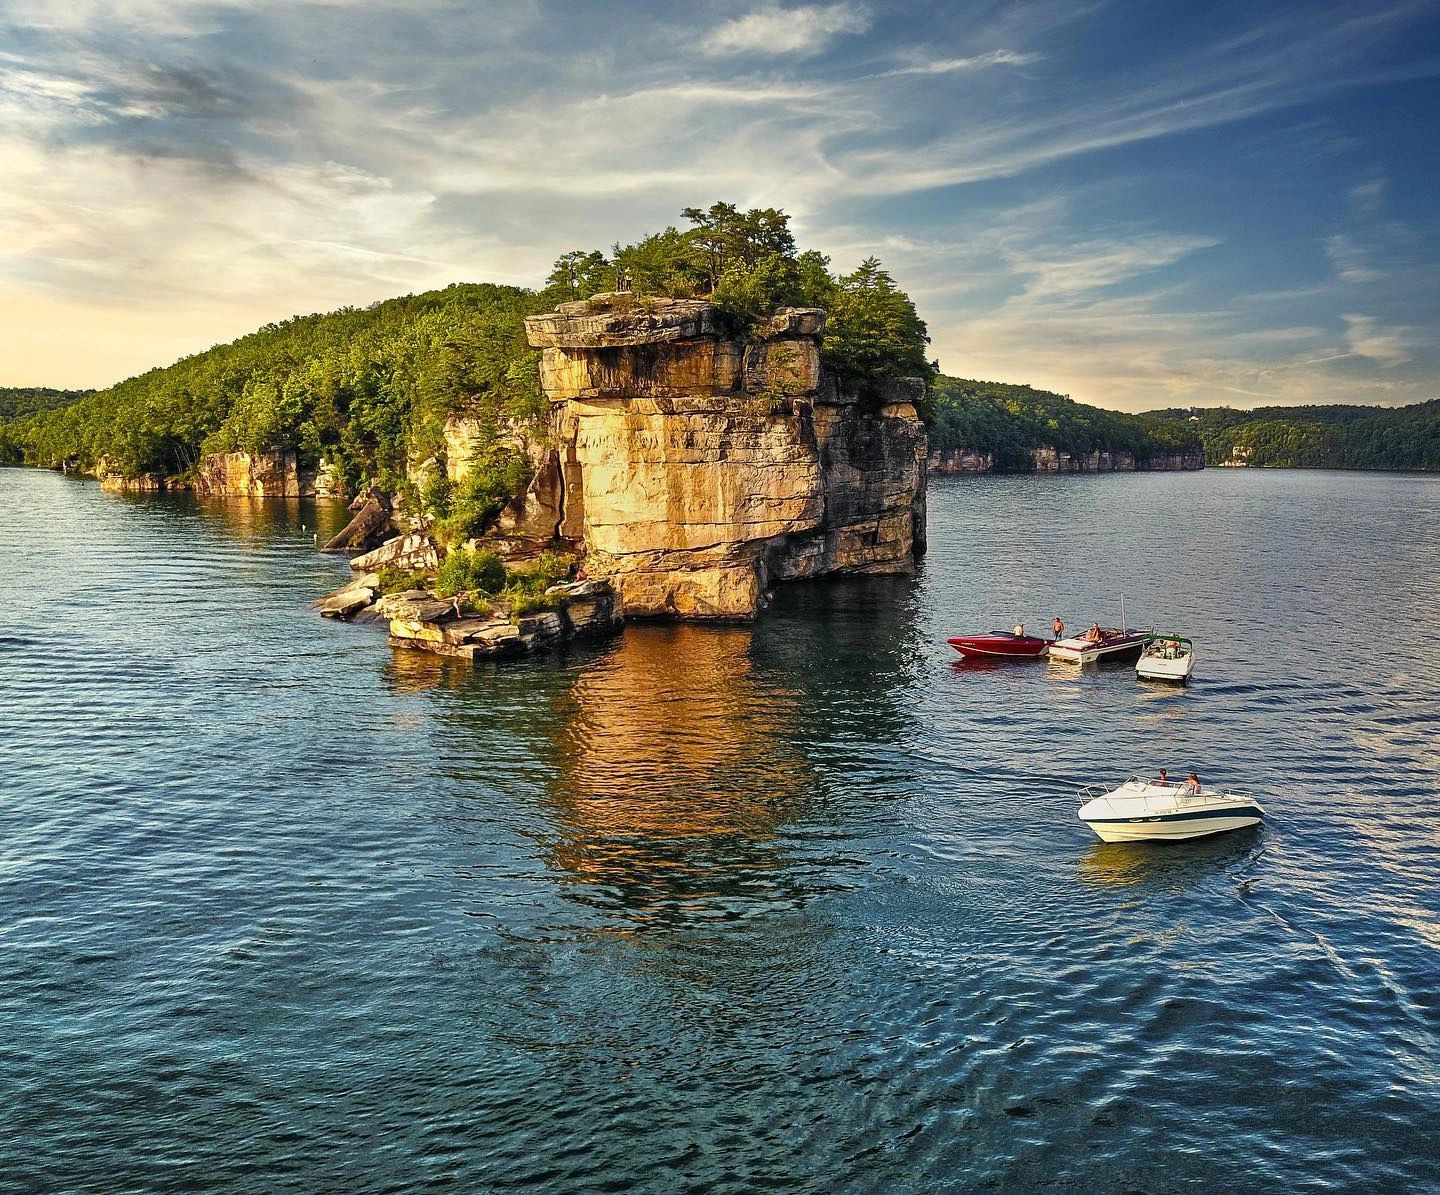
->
[[1082, 811, 1261, 842], [1136, 656, 1194, 682]]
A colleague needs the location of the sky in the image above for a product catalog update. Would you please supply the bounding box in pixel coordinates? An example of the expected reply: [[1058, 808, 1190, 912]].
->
[[2, 0, 1438, 411]]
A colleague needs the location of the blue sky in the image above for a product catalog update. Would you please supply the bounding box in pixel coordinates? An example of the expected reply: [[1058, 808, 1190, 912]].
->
[[2, 0, 1437, 410]]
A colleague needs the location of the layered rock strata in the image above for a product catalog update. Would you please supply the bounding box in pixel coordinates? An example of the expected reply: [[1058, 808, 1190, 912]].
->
[[386, 580, 622, 661], [518, 293, 927, 620]]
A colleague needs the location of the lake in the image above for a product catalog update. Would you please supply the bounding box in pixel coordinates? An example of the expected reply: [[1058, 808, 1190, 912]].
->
[[2, 465, 1438, 1192]]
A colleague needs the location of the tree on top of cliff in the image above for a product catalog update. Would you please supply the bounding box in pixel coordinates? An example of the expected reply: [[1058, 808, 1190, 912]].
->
[[545, 203, 933, 401], [546, 250, 612, 299], [822, 259, 933, 400], [680, 202, 796, 292]]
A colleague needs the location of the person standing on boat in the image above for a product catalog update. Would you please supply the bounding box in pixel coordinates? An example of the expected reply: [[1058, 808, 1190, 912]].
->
[[1052, 616, 1065, 641], [1013, 621, 1025, 636]]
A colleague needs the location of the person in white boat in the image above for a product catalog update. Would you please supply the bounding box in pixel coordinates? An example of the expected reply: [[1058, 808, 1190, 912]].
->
[[1085, 623, 1103, 643], [1182, 772, 1201, 795], [1155, 769, 1170, 786], [1052, 616, 1065, 640], [1013, 621, 1025, 636]]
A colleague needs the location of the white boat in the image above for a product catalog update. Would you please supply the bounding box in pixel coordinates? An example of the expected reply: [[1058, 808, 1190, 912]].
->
[[1136, 634, 1195, 683], [1048, 594, 1150, 664], [1049, 628, 1149, 664], [1077, 776, 1263, 842]]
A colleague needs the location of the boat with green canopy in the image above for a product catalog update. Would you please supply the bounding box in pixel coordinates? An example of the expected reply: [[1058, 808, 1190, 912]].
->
[[1136, 634, 1194, 683]]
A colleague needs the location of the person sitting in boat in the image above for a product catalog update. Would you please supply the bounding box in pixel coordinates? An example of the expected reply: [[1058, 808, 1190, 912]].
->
[[1155, 768, 1170, 786], [1182, 772, 1201, 795], [1012, 621, 1025, 636], [1085, 623, 1103, 643], [1052, 616, 1065, 640]]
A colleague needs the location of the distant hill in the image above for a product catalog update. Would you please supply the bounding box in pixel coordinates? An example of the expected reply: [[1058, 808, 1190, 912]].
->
[[1144, 402, 1440, 470], [929, 377, 1201, 469], [0, 387, 92, 419]]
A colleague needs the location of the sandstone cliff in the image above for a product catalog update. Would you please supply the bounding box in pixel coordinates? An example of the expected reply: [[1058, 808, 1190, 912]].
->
[[194, 451, 349, 498], [510, 293, 927, 621]]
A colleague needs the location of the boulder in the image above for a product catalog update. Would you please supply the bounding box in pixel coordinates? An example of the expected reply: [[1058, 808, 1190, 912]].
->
[[323, 489, 393, 554], [524, 293, 720, 348], [316, 572, 380, 619], [381, 591, 456, 624], [516, 612, 564, 645], [350, 533, 439, 575]]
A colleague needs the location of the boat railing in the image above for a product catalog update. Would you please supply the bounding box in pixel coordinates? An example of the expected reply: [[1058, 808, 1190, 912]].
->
[[1078, 774, 1252, 806]]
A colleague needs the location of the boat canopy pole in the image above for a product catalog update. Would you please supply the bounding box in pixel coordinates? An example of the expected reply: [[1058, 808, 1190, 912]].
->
[[1120, 593, 1127, 632]]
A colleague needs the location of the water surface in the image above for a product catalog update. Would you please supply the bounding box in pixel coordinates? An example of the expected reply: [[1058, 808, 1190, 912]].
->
[[2, 466, 1438, 1191]]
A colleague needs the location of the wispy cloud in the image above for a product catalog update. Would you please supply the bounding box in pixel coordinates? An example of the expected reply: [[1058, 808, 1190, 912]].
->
[[876, 49, 1041, 77], [702, 3, 870, 57], [1326, 234, 1383, 283], [1342, 313, 1413, 366]]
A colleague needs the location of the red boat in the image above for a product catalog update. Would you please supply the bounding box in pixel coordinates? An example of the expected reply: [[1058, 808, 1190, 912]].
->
[[947, 631, 1052, 660]]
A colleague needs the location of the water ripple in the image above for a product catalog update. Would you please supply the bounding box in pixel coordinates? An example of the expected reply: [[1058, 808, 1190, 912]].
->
[[2, 466, 1439, 1191]]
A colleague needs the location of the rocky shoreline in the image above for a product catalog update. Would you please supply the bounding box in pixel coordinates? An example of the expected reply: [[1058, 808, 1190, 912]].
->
[[318, 568, 622, 661]]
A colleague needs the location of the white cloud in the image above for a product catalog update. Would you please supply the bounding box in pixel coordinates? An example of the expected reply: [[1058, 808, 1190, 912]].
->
[[702, 3, 870, 57], [877, 50, 1041, 76], [1342, 313, 1413, 367]]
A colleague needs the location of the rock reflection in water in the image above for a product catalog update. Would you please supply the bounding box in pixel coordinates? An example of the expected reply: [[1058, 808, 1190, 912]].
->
[[381, 646, 474, 695], [543, 623, 819, 926]]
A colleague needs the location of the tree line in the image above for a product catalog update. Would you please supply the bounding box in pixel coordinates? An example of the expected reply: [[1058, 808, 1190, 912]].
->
[[1143, 403, 1440, 470], [929, 378, 1202, 469]]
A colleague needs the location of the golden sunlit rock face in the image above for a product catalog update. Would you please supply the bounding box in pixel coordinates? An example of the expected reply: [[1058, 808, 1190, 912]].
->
[[522, 293, 928, 620]]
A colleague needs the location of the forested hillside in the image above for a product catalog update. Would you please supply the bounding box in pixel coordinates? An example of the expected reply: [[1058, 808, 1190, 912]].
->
[[929, 377, 1201, 469], [2, 284, 546, 489], [1145, 402, 1440, 470], [1, 203, 932, 538], [0, 387, 92, 419]]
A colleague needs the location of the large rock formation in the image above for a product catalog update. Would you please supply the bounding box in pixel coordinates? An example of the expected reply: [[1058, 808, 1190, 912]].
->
[[519, 293, 927, 621]]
